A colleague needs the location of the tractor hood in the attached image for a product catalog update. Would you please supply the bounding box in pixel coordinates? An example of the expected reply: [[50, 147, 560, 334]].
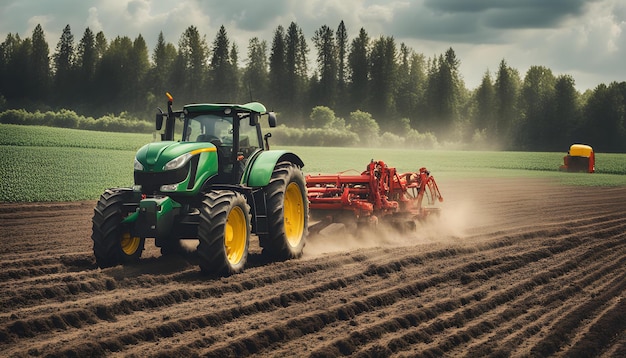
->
[[135, 141, 218, 172]]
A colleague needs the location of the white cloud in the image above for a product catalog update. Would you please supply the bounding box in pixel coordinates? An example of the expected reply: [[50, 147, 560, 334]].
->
[[85, 7, 103, 33], [27, 15, 52, 31]]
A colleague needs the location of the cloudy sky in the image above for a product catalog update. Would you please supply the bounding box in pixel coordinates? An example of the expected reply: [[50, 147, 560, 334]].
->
[[1, 0, 624, 91]]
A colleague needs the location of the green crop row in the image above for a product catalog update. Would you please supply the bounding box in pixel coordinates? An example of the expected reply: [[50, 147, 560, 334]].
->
[[0, 125, 624, 202], [0, 124, 154, 150], [293, 146, 626, 175], [0, 146, 135, 202]]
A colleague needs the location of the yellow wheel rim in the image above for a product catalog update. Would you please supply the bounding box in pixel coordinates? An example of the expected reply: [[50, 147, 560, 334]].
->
[[121, 232, 141, 255], [284, 182, 305, 247], [225, 206, 247, 265]]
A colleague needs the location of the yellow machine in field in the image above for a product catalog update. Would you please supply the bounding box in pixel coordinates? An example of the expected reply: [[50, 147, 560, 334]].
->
[[560, 144, 595, 173]]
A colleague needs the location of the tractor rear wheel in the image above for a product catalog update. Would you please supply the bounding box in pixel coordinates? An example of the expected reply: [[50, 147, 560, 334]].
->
[[197, 190, 251, 275], [92, 188, 144, 268], [259, 161, 308, 260]]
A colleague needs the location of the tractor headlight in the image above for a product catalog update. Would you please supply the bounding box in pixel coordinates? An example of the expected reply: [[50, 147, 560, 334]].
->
[[163, 153, 192, 171], [160, 184, 178, 191], [134, 157, 144, 170]]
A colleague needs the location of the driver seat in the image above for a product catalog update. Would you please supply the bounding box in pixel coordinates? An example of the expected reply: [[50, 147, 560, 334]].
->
[[196, 134, 212, 142]]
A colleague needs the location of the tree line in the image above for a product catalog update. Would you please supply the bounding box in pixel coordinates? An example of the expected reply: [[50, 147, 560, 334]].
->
[[0, 22, 624, 152]]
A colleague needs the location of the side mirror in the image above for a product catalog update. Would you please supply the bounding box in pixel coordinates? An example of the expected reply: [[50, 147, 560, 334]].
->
[[156, 107, 164, 130], [249, 112, 259, 126], [264, 132, 272, 150], [267, 112, 277, 128]]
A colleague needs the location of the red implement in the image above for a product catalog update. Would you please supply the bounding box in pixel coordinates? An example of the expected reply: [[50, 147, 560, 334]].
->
[[305, 160, 443, 232]]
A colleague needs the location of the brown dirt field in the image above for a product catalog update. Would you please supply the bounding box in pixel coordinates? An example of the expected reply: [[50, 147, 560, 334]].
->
[[1, 177, 626, 357]]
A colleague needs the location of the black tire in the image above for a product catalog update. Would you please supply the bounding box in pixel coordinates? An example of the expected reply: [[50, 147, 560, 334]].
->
[[197, 190, 251, 275], [91, 188, 144, 268], [259, 161, 308, 260]]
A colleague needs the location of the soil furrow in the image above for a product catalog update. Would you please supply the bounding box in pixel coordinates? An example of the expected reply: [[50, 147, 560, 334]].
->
[[344, 234, 626, 357], [459, 240, 626, 357], [0, 179, 624, 356]]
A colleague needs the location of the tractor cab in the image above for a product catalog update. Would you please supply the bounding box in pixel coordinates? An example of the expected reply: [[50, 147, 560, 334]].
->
[[181, 105, 265, 182], [560, 144, 595, 173], [155, 93, 277, 184]]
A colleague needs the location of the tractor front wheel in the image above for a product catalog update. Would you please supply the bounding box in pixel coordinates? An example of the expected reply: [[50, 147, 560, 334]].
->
[[197, 190, 251, 275], [92, 188, 144, 268], [259, 161, 308, 260]]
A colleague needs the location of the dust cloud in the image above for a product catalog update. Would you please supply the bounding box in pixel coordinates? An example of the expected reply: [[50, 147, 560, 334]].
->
[[158, 197, 484, 260], [303, 198, 483, 258], [181, 239, 200, 252]]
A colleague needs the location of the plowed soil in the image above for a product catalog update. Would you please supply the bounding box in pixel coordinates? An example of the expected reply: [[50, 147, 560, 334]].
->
[[1, 178, 626, 357]]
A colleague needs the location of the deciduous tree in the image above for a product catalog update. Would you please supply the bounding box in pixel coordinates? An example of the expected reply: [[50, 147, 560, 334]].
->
[[518, 65, 555, 149]]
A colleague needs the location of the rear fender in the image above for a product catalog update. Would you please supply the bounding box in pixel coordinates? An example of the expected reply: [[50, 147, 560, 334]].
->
[[241, 150, 304, 187]]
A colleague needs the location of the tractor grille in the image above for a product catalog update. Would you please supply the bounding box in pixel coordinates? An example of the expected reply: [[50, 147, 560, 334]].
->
[[134, 163, 190, 193]]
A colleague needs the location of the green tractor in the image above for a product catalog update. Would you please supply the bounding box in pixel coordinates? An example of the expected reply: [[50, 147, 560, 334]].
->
[[91, 93, 308, 275]]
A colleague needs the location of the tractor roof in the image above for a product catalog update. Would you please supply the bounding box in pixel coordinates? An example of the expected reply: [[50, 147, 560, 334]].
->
[[569, 144, 593, 157], [183, 102, 267, 114]]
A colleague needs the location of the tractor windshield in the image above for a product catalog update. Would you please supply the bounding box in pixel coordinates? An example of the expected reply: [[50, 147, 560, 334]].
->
[[183, 114, 233, 146]]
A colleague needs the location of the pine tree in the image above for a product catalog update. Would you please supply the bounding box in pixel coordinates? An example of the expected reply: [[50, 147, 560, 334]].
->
[[94, 31, 107, 60], [369, 36, 396, 126], [7, 35, 32, 101], [347, 28, 369, 112], [269, 25, 287, 110], [208, 25, 236, 101], [147, 32, 177, 109], [284, 22, 309, 120], [408, 52, 427, 128], [474, 70, 495, 136], [53, 24, 76, 106], [494, 59, 520, 146], [76, 27, 97, 106], [243, 37, 268, 102], [312, 25, 337, 109], [0, 34, 22, 100], [229, 42, 240, 101], [93, 36, 134, 114], [178, 26, 208, 101], [31, 24, 50, 101], [395, 43, 412, 124], [128, 34, 149, 112], [151, 32, 177, 82], [335, 21, 348, 115]]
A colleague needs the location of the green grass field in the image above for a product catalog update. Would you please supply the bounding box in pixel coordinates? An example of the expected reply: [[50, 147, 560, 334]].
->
[[1, 124, 624, 202]]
